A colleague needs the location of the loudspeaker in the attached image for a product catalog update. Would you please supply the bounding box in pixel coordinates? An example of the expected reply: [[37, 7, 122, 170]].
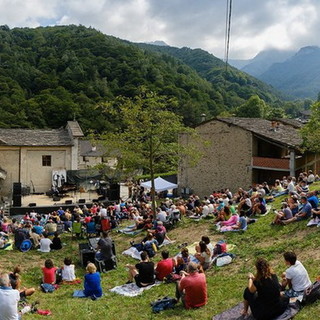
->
[[107, 183, 120, 201], [28, 203, 37, 207], [12, 194, 21, 207], [53, 195, 60, 201], [78, 199, 86, 204], [79, 243, 95, 267], [13, 182, 22, 195], [65, 200, 72, 204]]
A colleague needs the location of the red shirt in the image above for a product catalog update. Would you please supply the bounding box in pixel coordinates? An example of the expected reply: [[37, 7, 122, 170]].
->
[[180, 272, 207, 309], [42, 267, 57, 284], [155, 258, 174, 280]]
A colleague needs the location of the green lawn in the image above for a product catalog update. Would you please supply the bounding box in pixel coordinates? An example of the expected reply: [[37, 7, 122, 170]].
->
[[1, 186, 320, 320]]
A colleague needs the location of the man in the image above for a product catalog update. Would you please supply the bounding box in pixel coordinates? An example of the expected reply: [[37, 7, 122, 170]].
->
[[126, 251, 155, 287], [283, 196, 312, 224], [176, 262, 207, 309], [156, 207, 167, 222], [281, 251, 311, 297], [44, 219, 57, 235], [0, 273, 20, 320], [96, 231, 115, 267], [155, 250, 175, 281]]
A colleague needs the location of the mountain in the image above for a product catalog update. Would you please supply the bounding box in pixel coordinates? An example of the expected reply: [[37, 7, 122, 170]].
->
[[136, 43, 284, 105], [259, 46, 320, 98], [229, 49, 295, 77], [145, 40, 168, 46]]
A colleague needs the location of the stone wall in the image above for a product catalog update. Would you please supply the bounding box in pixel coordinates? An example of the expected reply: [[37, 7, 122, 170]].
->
[[178, 120, 253, 196]]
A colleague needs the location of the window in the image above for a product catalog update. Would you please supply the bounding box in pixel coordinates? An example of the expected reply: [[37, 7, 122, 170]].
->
[[42, 155, 52, 166]]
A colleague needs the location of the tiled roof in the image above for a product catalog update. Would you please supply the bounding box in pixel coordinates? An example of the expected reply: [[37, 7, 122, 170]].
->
[[216, 117, 303, 149], [0, 128, 73, 146], [67, 121, 84, 137], [80, 140, 106, 157]]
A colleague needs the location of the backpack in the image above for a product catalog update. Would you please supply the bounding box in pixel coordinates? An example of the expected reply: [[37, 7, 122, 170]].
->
[[301, 280, 320, 305], [214, 241, 227, 255], [151, 296, 177, 313]]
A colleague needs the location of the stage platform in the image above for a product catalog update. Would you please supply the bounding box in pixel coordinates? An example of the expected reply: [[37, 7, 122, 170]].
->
[[8, 184, 129, 216]]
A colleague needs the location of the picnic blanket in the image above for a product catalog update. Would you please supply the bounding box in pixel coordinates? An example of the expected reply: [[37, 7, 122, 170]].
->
[[117, 224, 144, 236], [110, 281, 161, 297], [212, 301, 300, 320], [122, 239, 174, 260]]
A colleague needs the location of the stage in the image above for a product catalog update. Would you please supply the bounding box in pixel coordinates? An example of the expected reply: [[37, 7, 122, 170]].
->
[[7, 184, 129, 216]]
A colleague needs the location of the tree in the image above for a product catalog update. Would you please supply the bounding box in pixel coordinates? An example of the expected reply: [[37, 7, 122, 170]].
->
[[96, 89, 196, 212], [301, 101, 320, 152], [235, 95, 267, 118]]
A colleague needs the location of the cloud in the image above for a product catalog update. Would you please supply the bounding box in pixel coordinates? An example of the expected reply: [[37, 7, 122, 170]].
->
[[0, 0, 320, 59]]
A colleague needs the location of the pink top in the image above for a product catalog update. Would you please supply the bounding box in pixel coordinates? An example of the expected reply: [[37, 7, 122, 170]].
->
[[221, 215, 238, 226]]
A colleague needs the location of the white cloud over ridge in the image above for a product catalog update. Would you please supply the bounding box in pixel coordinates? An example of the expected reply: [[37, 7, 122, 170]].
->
[[0, 0, 319, 59]]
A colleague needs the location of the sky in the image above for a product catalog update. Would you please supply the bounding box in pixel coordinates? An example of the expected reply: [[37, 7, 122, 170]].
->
[[0, 0, 319, 59]]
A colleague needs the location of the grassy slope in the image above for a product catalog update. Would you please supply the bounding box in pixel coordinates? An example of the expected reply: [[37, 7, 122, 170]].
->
[[1, 186, 320, 320]]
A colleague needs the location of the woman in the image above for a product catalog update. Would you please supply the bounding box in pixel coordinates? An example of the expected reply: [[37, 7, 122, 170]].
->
[[195, 241, 211, 271], [9, 265, 35, 299], [83, 263, 102, 298], [242, 258, 289, 320]]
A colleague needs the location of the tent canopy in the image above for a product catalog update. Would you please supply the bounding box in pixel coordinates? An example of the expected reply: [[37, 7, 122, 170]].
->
[[140, 176, 178, 192]]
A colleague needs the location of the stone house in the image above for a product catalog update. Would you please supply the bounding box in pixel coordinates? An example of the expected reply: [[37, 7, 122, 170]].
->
[[178, 117, 319, 196], [0, 121, 83, 197]]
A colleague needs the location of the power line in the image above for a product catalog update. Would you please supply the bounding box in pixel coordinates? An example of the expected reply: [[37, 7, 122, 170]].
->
[[224, 0, 233, 70]]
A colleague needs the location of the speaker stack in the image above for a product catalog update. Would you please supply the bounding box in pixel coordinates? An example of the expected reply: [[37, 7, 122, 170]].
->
[[12, 182, 22, 207], [107, 183, 120, 201]]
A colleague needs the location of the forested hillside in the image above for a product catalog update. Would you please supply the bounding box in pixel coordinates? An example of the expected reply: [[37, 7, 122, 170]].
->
[[0, 25, 282, 132], [136, 44, 283, 104]]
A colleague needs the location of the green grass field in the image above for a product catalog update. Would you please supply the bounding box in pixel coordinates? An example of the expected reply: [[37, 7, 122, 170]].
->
[[1, 186, 320, 320]]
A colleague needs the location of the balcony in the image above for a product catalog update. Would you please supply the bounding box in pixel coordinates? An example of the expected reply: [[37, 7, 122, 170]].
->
[[252, 156, 290, 171]]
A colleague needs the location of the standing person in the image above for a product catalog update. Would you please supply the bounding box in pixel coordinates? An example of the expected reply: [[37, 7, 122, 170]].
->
[[0, 273, 20, 320], [242, 258, 289, 320], [126, 251, 155, 287], [281, 251, 311, 297], [176, 262, 207, 309]]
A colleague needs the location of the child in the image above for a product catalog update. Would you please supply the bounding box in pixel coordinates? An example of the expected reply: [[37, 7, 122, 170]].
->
[[83, 263, 102, 298], [9, 265, 35, 298], [175, 247, 190, 274], [42, 259, 57, 284], [61, 257, 76, 282]]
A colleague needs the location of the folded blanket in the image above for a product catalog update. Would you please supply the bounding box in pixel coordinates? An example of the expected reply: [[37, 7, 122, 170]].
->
[[212, 301, 300, 320], [110, 281, 161, 297]]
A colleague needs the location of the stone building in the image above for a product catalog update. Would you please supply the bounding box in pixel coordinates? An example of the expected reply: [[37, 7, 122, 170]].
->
[[178, 117, 319, 196], [0, 121, 83, 197]]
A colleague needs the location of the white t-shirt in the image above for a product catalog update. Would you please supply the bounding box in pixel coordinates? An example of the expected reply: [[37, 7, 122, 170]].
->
[[0, 288, 20, 320], [99, 207, 107, 218], [208, 203, 214, 214], [286, 260, 311, 291], [202, 205, 210, 217], [39, 238, 52, 252], [62, 264, 76, 281], [156, 211, 167, 222], [287, 182, 295, 193]]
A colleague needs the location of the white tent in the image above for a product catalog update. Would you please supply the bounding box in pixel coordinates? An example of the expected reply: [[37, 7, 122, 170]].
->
[[140, 176, 177, 192]]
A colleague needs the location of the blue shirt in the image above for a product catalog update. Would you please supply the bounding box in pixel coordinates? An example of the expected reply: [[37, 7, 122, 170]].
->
[[84, 272, 102, 297], [33, 225, 44, 235], [307, 195, 319, 209], [300, 202, 312, 218]]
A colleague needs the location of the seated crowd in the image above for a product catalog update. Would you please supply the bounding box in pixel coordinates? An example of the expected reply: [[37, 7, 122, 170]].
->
[[0, 169, 319, 319]]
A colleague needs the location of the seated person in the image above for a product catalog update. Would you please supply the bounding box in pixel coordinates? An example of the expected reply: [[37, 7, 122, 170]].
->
[[50, 232, 62, 250], [126, 251, 155, 287], [242, 258, 289, 320], [45, 219, 57, 235], [281, 251, 311, 297], [176, 262, 207, 309], [272, 202, 292, 225], [195, 241, 212, 271], [148, 221, 171, 245], [0, 273, 21, 320], [220, 212, 247, 232], [9, 265, 35, 299], [252, 196, 267, 215], [95, 231, 115, 269], [42, 259, 57, 284], [61, 257, 76, 282], [0, 232, 9, 249], [155, 250, 175, 281], [38, 232, 52, 253], [175, 247, 190, 274], [83, 263, 102, 298], [30, 227, 41, 248], [282, 196, 312, 224]]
